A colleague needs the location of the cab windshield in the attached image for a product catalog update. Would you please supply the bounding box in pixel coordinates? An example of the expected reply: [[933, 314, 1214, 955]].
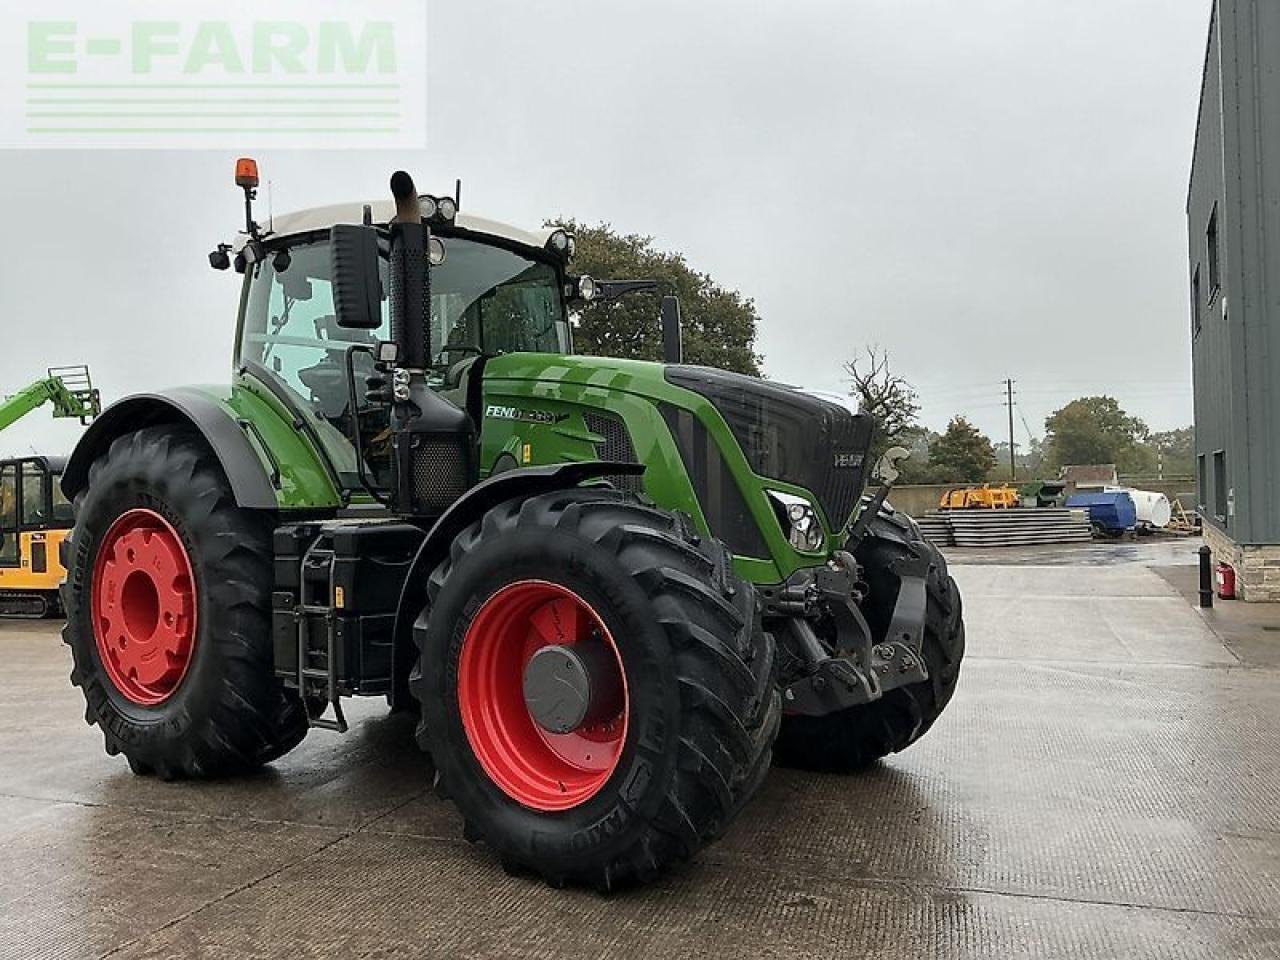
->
[[238, 232, 569, 482], [241, 234, 568, 387]]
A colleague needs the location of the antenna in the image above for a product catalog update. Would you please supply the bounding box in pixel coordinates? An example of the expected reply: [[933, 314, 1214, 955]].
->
[[455, 178, 462, 211], [267, 179, 274, 234]]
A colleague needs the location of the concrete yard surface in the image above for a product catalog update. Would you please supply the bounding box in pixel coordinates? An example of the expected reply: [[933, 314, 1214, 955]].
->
[[3, 539, 1280, 959]]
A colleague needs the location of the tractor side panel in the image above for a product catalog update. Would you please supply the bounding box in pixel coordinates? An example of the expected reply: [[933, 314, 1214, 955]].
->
[[221, 380, 344, 510]]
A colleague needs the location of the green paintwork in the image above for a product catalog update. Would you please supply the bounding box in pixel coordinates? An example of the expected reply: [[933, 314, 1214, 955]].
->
[[161, 354, 854, 585], [119, 355, 852, 586], [182, 378, 344, 510], [477, 353, 846, 584]]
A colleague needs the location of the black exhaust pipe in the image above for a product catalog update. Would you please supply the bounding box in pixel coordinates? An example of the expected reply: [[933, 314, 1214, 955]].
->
[[384, 170, 475, 517], [389, 171, 431, 371]]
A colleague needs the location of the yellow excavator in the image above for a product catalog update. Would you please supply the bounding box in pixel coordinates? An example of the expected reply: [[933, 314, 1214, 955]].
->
[[0, 366, 100, 617]]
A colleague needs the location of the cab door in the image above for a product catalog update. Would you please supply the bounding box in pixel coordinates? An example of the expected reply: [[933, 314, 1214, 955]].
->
[[18, 460, 52, 575], [0, 463, 18, 569]]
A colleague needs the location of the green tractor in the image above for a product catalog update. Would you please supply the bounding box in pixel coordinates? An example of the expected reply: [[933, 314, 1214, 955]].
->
[[60, 161, 964, 890]]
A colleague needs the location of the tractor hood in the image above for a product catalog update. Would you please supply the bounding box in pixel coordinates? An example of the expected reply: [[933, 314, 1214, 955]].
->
[[482, 352, 877, 539], [480, 352, 678, 397]]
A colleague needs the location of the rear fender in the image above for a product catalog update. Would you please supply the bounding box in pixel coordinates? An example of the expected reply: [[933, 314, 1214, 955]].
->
[[61, 388, 340, 510]]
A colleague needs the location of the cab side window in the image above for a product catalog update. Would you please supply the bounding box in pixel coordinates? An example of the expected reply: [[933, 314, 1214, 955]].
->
[[241, 241, 389, 420], [0, 465, 17, 566], [50, 474, 74, 525], [20, 466, 47, 528]]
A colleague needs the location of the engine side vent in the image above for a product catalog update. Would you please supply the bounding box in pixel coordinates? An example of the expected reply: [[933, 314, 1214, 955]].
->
[[659, 404, 770, 560], [583, 412, 643, 494], [412, 438, 471, 515]]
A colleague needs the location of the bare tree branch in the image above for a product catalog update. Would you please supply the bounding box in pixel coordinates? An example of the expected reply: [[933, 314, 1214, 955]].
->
[[843, 345, 920, 446]]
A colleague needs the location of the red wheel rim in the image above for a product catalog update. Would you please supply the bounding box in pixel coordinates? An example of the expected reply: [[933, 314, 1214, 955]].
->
[[458, 580, 629, 812], [90, 508, 198, 707]]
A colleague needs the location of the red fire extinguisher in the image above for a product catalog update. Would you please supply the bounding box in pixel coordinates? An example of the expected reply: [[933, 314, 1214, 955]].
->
[[1216, 562, 1236, 600]]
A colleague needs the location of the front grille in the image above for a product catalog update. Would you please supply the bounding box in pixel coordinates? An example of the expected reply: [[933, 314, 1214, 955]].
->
[[412, 438, 470, 514], [665, 366, 874, 531], [583, 412, 643, 493]]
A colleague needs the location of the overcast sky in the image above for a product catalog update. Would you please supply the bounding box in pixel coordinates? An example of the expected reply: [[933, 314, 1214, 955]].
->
[[0, 0, 1210, 458]]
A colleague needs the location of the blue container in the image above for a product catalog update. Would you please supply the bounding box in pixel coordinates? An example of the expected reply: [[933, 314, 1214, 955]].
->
[[1065, 492, 1137, 534]]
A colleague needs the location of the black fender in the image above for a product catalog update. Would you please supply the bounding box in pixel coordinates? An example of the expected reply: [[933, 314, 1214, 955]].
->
[[61, 390, 279, 509], [388, 460, 645, 709], [854, 496, 941, 655]]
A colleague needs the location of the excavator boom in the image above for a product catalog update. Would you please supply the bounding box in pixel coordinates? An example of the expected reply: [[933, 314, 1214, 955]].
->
[[0, 366, 100, 433]]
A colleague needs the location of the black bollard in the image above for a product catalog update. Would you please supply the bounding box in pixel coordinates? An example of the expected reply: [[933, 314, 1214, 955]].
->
[[1198, 544, 1214, 608]]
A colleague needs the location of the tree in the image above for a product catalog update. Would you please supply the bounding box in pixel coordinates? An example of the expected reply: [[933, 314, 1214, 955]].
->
[[1144, 427, 1194, 478], [929, 417, 996, 483], [547, 220, 762, 375], [895, 425, 941, 484], [991, 437, 1046, 480], [844, 345, 920, 460], [1043, 396, 1152, 474]]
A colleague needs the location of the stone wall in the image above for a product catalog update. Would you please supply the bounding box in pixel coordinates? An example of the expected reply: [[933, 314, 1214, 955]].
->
[[1202, 523, 1280, 602]]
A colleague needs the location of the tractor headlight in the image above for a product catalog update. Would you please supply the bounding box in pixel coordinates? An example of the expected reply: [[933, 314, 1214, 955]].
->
[[436, 196, 458, 221], [547, 229, 573, 256], [768, 491, 824, 553]]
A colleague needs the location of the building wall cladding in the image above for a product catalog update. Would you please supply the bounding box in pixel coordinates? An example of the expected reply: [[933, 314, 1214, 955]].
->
[[1188, 0, 1280, 562]]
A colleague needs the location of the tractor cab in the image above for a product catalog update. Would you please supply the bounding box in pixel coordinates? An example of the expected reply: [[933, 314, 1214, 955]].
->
[[228, 199, 577, 494]]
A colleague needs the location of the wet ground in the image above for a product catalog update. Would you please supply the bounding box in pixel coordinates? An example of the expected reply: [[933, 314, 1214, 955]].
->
[[3, 538, 1280, 959]]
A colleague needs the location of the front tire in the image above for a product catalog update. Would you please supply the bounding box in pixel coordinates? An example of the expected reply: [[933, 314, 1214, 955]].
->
[[62, 427, 309, 778], [413, 488, 779, 890], [775, 529, 965, 772]]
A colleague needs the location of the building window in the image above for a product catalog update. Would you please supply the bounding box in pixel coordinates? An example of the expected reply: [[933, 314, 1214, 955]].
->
[[1213, 450, 1227, 521], [1191, 265, 1202, 336], [1206, 204, 1220, 299], [1197, 454, 1207, 511]]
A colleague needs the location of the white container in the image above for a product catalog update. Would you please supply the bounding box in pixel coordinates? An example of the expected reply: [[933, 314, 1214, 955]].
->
[[1106, 486, 1172, 528]]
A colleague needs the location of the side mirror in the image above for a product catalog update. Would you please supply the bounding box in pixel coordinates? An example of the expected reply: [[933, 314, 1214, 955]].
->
[[330, 224, 382, 329], [661, 295, 684, 364]]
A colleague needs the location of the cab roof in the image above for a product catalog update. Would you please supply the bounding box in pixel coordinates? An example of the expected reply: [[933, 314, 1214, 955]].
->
[[255, 200, 555, 252]]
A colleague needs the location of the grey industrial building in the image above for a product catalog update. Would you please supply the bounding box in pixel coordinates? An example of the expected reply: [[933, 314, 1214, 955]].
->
[[1188, 0, 1280, 600]]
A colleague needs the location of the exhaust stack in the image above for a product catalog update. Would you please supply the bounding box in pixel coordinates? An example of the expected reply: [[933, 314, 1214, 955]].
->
[[388, 170, 431, 371]]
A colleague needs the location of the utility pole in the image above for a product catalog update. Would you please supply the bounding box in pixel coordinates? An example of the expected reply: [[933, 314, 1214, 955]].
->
[[1004, 378, 1016, 481]]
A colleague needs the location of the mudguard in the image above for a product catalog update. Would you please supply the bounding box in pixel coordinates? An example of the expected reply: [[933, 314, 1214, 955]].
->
[[61, 389, 280, 508], [388, 460, 645, 709]]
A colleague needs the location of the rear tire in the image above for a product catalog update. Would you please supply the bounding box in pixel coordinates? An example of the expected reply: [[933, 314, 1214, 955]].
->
[[62, 426, 309, 778], [775, 531, 964, 772], [413, 488, 779, 890]]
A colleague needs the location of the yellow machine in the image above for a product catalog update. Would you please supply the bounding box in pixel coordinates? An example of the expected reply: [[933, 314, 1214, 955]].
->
[[939, 484, 1021, 510], [0, 365, 101, 617], [0, 456, 74, 617]]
